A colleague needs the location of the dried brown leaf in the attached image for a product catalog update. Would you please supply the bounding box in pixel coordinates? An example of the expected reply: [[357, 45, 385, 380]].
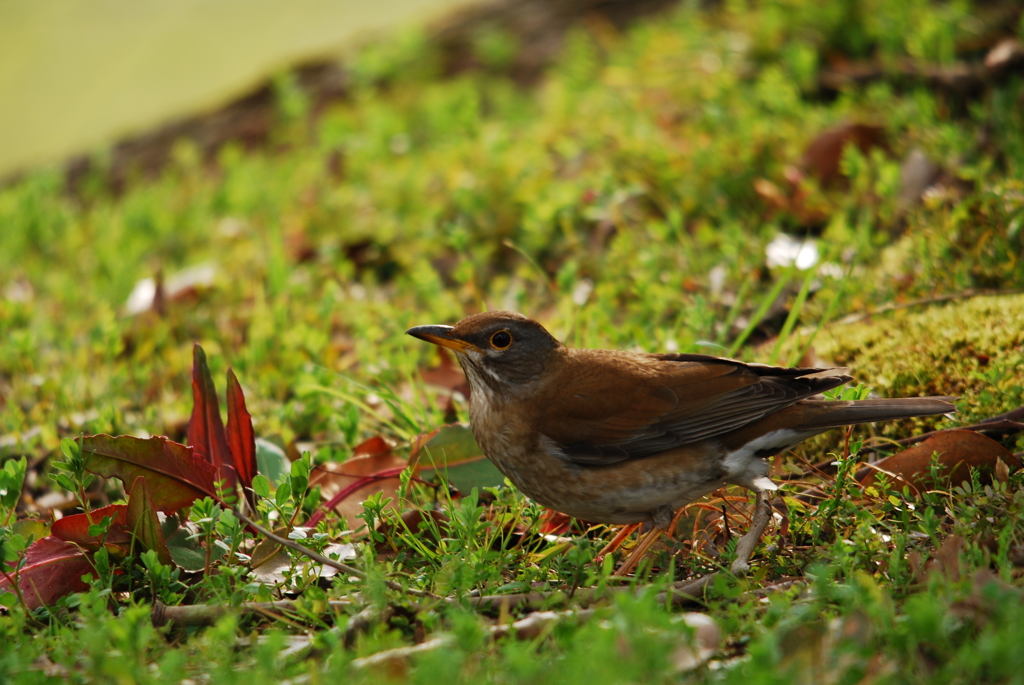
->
[[859, 430, 1019, 495]]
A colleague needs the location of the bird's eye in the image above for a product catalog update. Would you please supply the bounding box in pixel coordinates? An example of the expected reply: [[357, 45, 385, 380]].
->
[[490, 330, 513, 349]]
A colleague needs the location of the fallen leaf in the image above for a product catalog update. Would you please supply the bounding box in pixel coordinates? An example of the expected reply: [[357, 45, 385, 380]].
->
[[161, 517, 208, 571], [50, 504, 132, 554], [125, 263, 217, 316], [251, 542, 357, 585], [352, 436, 396, 459], [419, 423, 505, 493], [249, 551, 291, 585], [859, 429, 1020, 495], [538, 509, 573, 535], [80, 434, 218, 513], [753, 178, 789, 210], [126, 476, 173, 566], [801, 123, 889, 187], [995, 457, 1009, 484], [250, 526, 293, 570], [929, 534, 964, 582], [308, 446, 408, 530], [419, 348, 471, 399], [0, 536, 92, 610]]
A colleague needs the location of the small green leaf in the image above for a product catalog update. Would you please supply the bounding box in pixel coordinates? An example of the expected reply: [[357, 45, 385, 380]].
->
[[290, 458, 309, 480], [60, 438, 81, 461], [53, 474, 77, 492], [275, 481, 292, 506], [0, 456, 27, 509], [252, 474, 271, 498], [289, 474, 308, 502]]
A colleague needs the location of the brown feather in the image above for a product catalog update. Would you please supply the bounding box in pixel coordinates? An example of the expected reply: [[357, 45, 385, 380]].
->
[[721, 397, 958, 452], [533, 348, 852, 465]]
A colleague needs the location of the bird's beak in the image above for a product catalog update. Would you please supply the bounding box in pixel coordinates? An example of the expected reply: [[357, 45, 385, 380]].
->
[[406, 324, 482, 353]]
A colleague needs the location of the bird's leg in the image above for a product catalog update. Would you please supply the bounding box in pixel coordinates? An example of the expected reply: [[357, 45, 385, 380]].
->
[[616, 505, 676, 575], [652, 504, 674, 532], [730, 491, 773, 575]]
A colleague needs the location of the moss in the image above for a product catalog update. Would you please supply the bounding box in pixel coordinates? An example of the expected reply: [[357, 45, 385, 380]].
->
[[803, 294, 1024, 448]]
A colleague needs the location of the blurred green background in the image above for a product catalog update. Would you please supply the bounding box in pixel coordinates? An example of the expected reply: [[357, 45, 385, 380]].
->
[[0, 0, 472, 178]]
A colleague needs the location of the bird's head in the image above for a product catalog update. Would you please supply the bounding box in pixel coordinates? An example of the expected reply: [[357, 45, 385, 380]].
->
[[406, 311, 561, 393]]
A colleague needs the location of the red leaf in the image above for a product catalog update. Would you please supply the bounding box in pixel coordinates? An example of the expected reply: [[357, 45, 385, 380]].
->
[[0, 537, 92, 610], [51, 504, 132, 553], [308, 451, 409, 529], [188, 344, 237, 489], [81, 434, 218, 513], [126, 476, 173, 566], [226, 368, 257, 509], [538, 509, 573, 535], [352, 436, 395, 458]]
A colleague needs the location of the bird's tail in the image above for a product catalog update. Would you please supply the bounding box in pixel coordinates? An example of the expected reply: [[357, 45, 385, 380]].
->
[[793, 397, 957, 430]]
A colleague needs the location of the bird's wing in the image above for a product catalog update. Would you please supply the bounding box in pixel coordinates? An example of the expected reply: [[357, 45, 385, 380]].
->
[[535, 351, 850, 466]]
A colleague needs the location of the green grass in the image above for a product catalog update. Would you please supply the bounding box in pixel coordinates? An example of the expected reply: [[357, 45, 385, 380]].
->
[[3, 0, 1024, 682]]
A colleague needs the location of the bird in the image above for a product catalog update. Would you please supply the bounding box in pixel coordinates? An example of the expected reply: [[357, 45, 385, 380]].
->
[[407, 311, 955, 565]]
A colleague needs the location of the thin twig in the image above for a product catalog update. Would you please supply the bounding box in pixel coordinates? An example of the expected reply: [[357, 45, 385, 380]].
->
[[352, 635, 455, 669], [151, 599, 357, 627], [461, 587, 610, 611], [657, 572, 719, 607], [351, 609, 595, 670]]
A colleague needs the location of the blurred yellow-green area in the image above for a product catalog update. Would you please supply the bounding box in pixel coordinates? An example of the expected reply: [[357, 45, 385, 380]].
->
[[0, 0, 472, 177]]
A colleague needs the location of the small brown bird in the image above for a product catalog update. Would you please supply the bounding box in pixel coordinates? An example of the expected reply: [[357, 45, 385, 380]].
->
[[407, 311, 955, 533]]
